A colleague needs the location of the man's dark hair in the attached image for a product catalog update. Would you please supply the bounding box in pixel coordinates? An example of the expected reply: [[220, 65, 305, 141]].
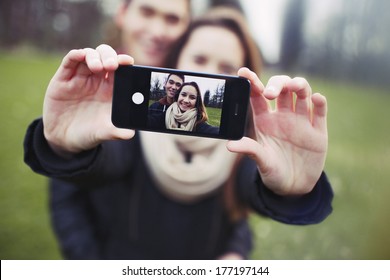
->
[[210, 0, 244, 14], [167, 73, 185, 84]]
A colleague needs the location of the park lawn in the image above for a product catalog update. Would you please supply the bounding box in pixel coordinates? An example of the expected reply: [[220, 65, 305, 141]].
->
[[0, 51, 389, 259], [0, 51, 63, 259], [205, 107, 222, 127], [249, 75, 390, 259]]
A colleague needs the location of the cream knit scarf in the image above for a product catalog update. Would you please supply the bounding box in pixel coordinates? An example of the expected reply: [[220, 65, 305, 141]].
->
[[140, 131, 237, 203], [165, 103, 197, 131]]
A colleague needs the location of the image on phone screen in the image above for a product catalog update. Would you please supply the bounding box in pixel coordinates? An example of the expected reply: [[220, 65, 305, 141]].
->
[[112, 65, 250, 140], [147, 71, 226, 136]]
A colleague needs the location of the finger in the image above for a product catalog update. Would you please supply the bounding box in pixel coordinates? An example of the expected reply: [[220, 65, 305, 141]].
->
[[84, 47, 104, 73], [111, 128, 136, 140], [97, 124, 135, 142], [96, 44, 119, 71], [238, 67, 269, 114], [286, 77, 312, 115], [56, 49, 87, 80], [311, 93, 327, 131], [263, 75, 291, 99], [105, 54, 135, 84], [226, 137, 267, 170], [118, 54, 135, 65], [265, 75, 293, 111]]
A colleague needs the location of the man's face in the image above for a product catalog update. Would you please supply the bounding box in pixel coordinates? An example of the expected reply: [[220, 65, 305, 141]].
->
[[165, 74, 184, 99], [117, 0, 190, 67]]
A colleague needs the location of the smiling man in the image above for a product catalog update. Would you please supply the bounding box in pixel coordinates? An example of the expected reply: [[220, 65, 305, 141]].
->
[[115, 0, 191, 66]]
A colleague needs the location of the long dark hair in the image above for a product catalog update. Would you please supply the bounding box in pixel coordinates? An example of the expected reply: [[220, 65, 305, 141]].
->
[[165, 8, 262, 74], [166, 8, 264, 222]]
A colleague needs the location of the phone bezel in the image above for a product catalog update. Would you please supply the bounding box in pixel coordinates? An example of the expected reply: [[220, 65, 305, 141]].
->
[[112, 65, 251, 140]]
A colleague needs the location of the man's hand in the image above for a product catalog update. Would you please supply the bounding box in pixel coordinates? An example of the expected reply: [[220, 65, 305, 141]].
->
[[43, 44, 135, 157]]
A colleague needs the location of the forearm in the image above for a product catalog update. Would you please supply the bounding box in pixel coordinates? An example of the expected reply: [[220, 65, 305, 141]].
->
[[237, 157, 333, 225]]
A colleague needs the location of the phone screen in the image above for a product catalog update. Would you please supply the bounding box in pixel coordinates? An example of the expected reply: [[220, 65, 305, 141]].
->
[[148, 70, 227, 136], [112, 65, 250, 140]]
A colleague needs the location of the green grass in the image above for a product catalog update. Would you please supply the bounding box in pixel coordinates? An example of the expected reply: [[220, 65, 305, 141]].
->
[[1, 51, 389, 259], [0, 51, 63, 259], [205, 107, 221, 127], [249, 77, 390, 260]]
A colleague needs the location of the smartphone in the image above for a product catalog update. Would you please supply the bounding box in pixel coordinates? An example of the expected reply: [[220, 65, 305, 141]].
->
[[112, 65, 251, 140]]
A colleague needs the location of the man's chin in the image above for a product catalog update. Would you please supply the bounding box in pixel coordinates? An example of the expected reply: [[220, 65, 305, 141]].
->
[[142, 50, 165, 66]]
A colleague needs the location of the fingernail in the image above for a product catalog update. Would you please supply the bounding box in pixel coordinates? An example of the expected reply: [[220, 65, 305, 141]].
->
[[265, 86, 276, 94]]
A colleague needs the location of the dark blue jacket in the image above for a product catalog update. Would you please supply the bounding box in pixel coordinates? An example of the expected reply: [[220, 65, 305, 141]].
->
[[24, 119, 333, 259]]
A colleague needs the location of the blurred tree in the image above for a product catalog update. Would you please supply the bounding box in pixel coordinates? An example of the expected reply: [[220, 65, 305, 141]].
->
[[340, 0, 390, 87], [150, 76, 164, 100], [296, 0, 390, 87], [0, 0, 103, 51], [279, 0, 305, 70], [204, 90, 210, 107]]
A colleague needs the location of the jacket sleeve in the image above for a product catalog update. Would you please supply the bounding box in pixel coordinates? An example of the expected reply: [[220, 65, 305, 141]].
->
[[237, 157, 333, 225], [24, 118, 138, 259], [222, 218, 253, 259], [23, 118, 137, 182], [49, 179, 101, 259]]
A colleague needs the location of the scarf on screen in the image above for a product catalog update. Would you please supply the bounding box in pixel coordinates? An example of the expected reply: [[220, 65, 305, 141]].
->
[[165, 103, 197, 131], [140, 131, 237, 203]]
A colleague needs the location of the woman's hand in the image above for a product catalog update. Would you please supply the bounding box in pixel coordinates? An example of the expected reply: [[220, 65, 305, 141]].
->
[[227, 68, 328, 196], [43, 44, 135, 157]]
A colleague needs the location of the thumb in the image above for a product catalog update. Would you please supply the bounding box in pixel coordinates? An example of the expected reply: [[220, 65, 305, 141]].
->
[[111, 128, 135, 140], [227, 137, 269, 172], [98, 127, 135, 142]]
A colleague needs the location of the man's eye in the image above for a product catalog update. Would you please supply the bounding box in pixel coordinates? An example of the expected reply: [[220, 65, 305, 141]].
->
[[140, 7, 155, 17], [165, 15, 180, 25]]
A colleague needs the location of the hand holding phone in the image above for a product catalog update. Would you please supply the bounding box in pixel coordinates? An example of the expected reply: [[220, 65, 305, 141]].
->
[[112, 65, 251, 140]]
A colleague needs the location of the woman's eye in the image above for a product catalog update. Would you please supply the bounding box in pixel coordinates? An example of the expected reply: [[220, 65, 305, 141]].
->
[[220, 65, 237, 75], [193, 55, 207, 65]]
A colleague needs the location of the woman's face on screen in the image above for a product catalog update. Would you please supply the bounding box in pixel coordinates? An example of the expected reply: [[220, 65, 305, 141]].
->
[[177, 85, 198, 112]]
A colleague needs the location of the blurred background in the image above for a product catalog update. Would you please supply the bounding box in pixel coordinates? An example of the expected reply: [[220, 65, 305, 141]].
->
[[0, 0, 389, 259]]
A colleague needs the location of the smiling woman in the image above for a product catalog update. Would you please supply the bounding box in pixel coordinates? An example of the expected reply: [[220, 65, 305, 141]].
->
[[165, 81, 210, 132]]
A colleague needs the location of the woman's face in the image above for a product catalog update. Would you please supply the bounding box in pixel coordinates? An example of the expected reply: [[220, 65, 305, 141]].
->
[[177, 85, 198, 112], [176, 26, 245, 75]]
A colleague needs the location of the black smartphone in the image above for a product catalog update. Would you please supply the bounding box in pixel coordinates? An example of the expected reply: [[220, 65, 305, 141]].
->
[[112, 65, 251, 140]]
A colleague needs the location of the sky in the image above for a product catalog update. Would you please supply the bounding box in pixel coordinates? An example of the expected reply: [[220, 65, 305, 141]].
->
[[241, 0, 288, 64]]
